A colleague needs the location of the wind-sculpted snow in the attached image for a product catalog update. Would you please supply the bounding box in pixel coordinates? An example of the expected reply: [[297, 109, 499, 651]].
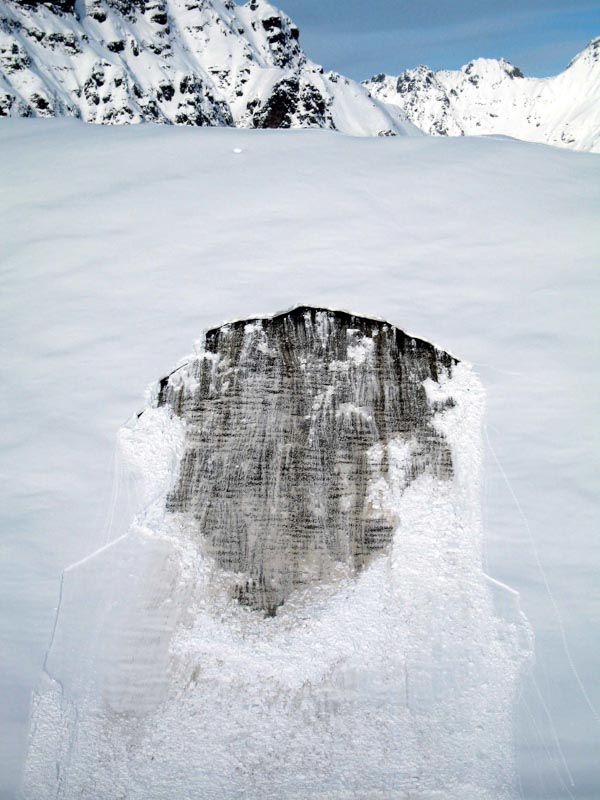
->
[[22, 307, 531, 800], [0, 0, 414, 136], [364, 37, 600, 153]]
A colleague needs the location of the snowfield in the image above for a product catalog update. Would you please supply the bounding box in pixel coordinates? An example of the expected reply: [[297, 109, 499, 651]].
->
[[1, 118, 599, 798]]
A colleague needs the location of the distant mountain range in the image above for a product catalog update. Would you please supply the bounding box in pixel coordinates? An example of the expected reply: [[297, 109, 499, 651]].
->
[[364, 37, 600, 153], [0, 0, 598, 151]]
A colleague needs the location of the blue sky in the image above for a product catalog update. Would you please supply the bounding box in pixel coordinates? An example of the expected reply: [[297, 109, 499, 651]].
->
[[266, 1, 599, 79]]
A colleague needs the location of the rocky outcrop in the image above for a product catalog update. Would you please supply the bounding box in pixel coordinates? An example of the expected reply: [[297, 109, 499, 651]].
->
[[156, 307, 456, 615]]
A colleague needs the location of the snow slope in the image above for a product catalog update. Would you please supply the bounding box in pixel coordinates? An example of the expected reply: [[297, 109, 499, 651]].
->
[[1, 119, 599, 798], [364, 37, 600, 153], [0, 0, 416, 136]]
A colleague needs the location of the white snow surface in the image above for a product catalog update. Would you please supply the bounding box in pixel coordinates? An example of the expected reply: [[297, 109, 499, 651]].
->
[[1, 119, 599, 798], [364, 37, 600, 153]]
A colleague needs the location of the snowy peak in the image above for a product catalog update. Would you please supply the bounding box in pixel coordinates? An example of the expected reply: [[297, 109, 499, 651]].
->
[[0, 0, 417, 136], [364, 38, 600, 152], [19, 0, 76, 11], [568, 35, 600, 67], [461, 58, 524, 82]]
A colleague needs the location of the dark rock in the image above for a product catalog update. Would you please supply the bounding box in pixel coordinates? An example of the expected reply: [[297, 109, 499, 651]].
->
[[30, 92, 50, 110], [157, 81, 174, 101], [174, 76, 233, 126], [251, 77, 329, 129], [156, 307, 456, 615], [506, 64, 524, 79], [14, 0, 76, 14], [107, 39, 125, 52], [106, 0, 147, 17], [252, 77, 298, 128], [261, 15, 281, 32]]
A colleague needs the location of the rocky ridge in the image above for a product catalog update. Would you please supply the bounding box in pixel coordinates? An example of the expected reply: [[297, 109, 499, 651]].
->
[[363, 37, 600, 152]]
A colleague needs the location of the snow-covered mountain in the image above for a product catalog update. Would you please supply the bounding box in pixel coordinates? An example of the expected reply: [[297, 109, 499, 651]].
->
[[364, 37, 600, 152], [1, 0, 597, 149], [0, 0, 416, 136]]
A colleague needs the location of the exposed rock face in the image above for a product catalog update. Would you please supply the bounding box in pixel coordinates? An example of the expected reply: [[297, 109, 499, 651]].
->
[[156, 307, 456, 614], [0, 0, 415, 136], [363, 38, 600, 152], [21, 307, 532, 800]]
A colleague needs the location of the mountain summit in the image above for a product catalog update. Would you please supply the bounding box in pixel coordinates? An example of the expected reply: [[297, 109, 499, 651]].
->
[[0, 0, 416, 135], [364, 38, 600, 153]]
